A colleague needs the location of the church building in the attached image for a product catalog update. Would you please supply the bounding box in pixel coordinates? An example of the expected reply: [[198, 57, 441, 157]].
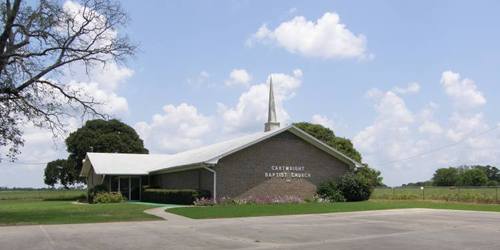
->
[[80, 79, 361, 201]]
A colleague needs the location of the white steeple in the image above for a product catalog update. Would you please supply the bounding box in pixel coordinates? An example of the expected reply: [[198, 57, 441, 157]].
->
[[264, 76, 280, 132]]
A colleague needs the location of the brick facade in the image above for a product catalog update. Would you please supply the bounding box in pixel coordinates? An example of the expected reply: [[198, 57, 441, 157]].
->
[[151, 131, 350, 199]]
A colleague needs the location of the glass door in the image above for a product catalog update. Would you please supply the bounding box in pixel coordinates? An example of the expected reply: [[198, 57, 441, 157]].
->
[[130, 177, 141, 200], [119, 177, 130, 200]]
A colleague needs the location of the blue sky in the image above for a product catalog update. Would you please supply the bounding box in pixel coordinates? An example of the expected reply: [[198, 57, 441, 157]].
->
[[2, 0, 500, 187]]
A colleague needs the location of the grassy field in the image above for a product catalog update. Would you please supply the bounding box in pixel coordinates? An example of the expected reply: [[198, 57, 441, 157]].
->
[[0, 189, 86, 201], [372, 187, 500, 203], [0, 199, 161, 225], [0, 189, 161, 226], [167, 200, 500, 219]]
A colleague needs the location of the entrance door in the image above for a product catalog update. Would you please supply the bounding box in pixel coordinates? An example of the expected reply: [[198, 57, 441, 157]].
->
[[109, 176, 142, 200], [130, 177, 140, 200], [119, 177, 130, 200]]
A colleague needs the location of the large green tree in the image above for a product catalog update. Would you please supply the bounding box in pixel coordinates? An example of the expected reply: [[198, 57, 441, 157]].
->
[[44, 119, 148, 186], [458, 168, 488, 186], [432, 167, 460, 186], [44, 159, 76, 189], [66, 119, 149, 176], [472, 165, 499, 182]]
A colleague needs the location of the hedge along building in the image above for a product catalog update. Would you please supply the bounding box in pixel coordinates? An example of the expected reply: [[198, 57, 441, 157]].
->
[[80, 78, 362, 201]]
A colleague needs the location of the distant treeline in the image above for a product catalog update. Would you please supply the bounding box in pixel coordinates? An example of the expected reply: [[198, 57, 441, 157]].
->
[[402, 165, 499, 187]]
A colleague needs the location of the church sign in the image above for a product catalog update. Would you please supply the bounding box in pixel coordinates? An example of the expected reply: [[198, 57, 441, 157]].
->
[[264, 165, 311, 179]]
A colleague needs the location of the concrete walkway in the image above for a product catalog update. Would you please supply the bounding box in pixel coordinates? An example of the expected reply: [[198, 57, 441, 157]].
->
[[1, 209, 500, 250], [143, 207, 192, 223]]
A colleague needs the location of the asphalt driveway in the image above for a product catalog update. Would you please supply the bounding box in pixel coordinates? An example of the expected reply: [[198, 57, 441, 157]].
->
[[1, 208, 499, 250]]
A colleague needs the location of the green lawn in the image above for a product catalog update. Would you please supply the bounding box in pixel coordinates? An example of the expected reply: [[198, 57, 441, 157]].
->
[[167, 200, 500, 219], [0, 200, 161, 226]]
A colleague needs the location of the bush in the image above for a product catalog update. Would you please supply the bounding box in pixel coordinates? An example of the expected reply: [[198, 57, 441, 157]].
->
[[487, 180, 498, 187], [87, 184, 108, 203], [93, 192, 124, 203], [317, 173, 374, 202], [336, 174, 373, 201], [317, 181, 346, 202], [142, 189, 210, 205]]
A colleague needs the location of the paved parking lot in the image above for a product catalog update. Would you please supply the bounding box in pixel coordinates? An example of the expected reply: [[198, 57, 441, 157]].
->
[[1, 208, 500, 250]]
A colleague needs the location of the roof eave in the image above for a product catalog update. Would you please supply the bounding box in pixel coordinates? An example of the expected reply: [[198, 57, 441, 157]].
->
[[287, 125, 362, 168], [149, 162, 213, 175]]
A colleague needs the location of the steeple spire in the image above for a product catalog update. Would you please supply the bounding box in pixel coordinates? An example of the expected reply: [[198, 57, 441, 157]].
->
[[264, 76, 280, 132]]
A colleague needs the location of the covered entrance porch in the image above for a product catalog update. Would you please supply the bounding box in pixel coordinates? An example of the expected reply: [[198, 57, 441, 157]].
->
[[104, 175, 148, 200]]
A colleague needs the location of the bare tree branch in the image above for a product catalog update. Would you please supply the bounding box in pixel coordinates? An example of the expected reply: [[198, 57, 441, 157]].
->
[[0, 0, 136, 161]]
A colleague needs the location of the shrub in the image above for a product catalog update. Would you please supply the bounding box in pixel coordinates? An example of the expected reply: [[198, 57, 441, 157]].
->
[[486, 180, 498, 187], [317, 173, 374, 202], [93, 192, 124, 203], [336, 173, 373, 201], [87, 184, 108, 203], [317, 181, 346, 202], [142, 189, 210, 205]]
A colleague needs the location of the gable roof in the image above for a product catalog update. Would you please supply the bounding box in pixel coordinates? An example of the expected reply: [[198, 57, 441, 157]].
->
[[81, 125, 362, 176]]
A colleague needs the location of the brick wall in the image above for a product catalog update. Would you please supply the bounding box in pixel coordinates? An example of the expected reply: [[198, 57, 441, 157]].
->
[[216, 131, 350, 199], [151, 131, 350, 199]]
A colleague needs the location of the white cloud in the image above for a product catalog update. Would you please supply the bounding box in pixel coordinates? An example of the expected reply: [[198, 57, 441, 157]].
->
[[418, 121, 443, 134], [187, 71, 211, 88], [225, 69, 252, 87], [135, 103, 214, 153], [311, 114, 349, 135], [92, 63, 134, 91], [441, 70, 486, 109], [134, 69, 303, 155], [248, 12, 369, 59], [288, 7, 298, 14], [311, 114, 335, 130], [218, 69, 302, 134], [354, 90, 415, 158], [354, 72, 500, 186], [0, 118, 80, 188], [446, 113, 488, 142], [54, 60, 133, 118], [67, 81, 129, 116], [393, 82, 420, 94]]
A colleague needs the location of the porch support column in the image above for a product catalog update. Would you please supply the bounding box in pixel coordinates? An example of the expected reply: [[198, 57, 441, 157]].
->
[[203, 166, 217, 203]]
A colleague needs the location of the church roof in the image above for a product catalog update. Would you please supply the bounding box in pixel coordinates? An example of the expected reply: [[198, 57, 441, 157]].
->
[[80, 125, 362, 176]]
